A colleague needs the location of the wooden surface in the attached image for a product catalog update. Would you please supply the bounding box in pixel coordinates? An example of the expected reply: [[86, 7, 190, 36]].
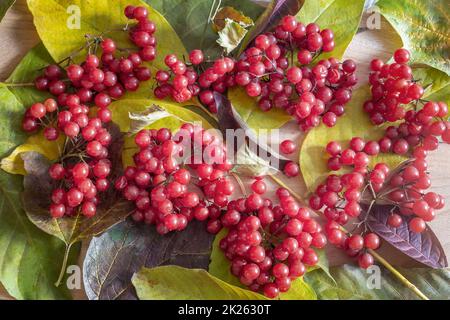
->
[[0, 0, 449, 300]]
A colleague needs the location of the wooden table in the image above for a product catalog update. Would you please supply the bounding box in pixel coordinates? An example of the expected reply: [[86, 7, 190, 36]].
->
[[0, 0, 449, 300]]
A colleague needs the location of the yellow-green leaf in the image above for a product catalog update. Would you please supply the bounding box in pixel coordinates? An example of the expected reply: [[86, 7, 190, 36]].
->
[[26, 0, 187, 99], [413, 66, 450, 107], [228, 86, 292, 130], [110, 99, 216, 167], [1, 133, 63, 175], [5, 43, 53, 107], [110, 99, 215, 133], [209, 229, 317, 300], [377, 0, 450, 76], [296, 0, 365, 59], [299, 86, 406, 192], [132, 265, 269, 300]]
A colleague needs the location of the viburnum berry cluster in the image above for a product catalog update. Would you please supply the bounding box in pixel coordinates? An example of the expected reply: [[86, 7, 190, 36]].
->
[[220, 186, 325, 298], [154, 52, 235, 112], [23, 5, 155, 139], [21, 5, 157, 218], [48, 119, 114, 218], [364, 48, 450, 155], [114, 123, 235, 235], [154, 15, 357, 131], [310, 132, 446, 269]]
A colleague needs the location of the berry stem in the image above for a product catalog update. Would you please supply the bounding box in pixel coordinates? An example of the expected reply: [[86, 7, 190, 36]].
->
[[268, 174, 430, 300], [367, 249, 429, 300], [55, 243, 72, 287]]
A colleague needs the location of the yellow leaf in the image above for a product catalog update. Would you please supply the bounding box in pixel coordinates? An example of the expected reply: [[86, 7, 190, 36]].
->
[[228, 86, 292, 130], [109, 99, 216, 168], [1, 133, 63, 175], [26, 0, 187, 99], [299, 86, 406, 192], [132, 265, 269, 300]]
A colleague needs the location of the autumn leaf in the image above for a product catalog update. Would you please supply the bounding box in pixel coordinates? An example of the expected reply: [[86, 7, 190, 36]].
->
[[83, 220, 214, 300], [377, 0, 450, 76], [133, 265, 269, 300]]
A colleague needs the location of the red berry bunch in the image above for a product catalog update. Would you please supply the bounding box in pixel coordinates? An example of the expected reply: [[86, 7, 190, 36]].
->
[[365, 48, 424, 125], [220, 186, 325, 298], [383, 158, 445, 233], [364, 48, 449, 155], [311, 133, 447, 268], [26, 5, 155, 137], [154, 52, 235, 111], [234, 18, 357, 131], [153, 15, 357, 130], [48, 119, 114, 218], [115, 123, 235, 235]]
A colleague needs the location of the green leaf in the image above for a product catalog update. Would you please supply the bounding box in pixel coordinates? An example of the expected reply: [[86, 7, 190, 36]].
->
[[146, 0, 264, 58], [228, 86, 292, 131], [217, 18, 249, 55], [133, 265, 269, 300], [413, 66, 450, 107], [296, 0, 366, 59], [299, 86, 406, 192], [0, 171, 79, 300], [5, 43, 53, 106], [377, 0, 450, 76], [26, 0, 187, 99], [0, 86, 77, 299], [304, 265, 450, 300], [0, 0, 15, 22], [209, 229, 317, 300]]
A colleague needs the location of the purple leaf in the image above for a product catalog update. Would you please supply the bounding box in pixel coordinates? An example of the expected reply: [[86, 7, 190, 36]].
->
[[239, 0, 305, 54], [83, 219, 214, 300], [366, 204, 448, 269]]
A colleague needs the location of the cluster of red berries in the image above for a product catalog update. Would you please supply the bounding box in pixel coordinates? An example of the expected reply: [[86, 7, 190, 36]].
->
[[154, 15, 357, 131], [115, 124, 235, 235], [24, 5, 155, 138], [310, 138, 387, 268], [22, 5, 158, 220], [364, 48, 450, 155], [48, 120, 114, 218], [383, 159, 445, 233], [154, 51, 235, 112], [311, 133, 447, 268], [220, 186, 325, 298]]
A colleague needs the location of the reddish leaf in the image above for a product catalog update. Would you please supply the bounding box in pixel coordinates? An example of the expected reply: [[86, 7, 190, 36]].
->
[[365, 204, 448, 269]]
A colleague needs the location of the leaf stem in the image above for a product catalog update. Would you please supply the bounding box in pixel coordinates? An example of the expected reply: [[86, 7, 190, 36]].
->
[[55, 243, 72, 287], [368, 250, 429, 300], [268, 174, 430, 300], [2, 82, 35, 87], [231, 172, 247, 197]]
